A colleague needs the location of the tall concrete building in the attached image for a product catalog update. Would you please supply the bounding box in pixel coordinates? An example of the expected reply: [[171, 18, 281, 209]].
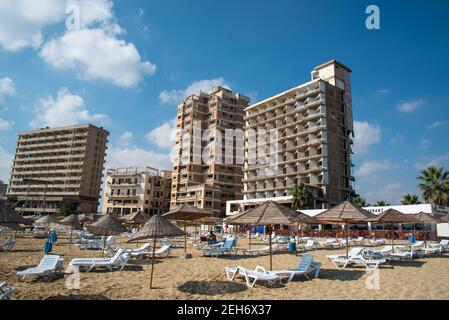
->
[[0, 180, 7, 199], [102, 166, 172, 216], [171, 87, 250, 217], [228, 60, 355, 214], [6, 124, 109, 215]]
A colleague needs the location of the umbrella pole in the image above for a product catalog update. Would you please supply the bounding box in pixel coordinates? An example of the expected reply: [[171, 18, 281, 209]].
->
[[345, 222, 350, 259], [248, 225, 251, 250], [184, 223, 187, 254], [269, 225, 273, 271], [150, 235, 157, 289]]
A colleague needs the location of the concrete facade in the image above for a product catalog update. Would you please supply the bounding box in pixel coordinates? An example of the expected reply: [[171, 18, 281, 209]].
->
[[102, 166, 172, 216], [6, 124, 109, 215]]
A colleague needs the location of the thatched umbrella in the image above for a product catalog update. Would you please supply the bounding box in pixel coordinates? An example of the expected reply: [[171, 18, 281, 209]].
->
[[120, 211, 151, 225], [0, 201, 33, 227], [58, 214, 82, 246], [162, 204, 212, 255], [86, 214, 128, 236], [79, 213, 99, 225], [412, 212, 439, 244], [226, 201, 305, 271], [436, 214, 449, 223], [368, 209, 419, 248], [315, 201, 376, 258], [35, 214, 59, 225], [129, 214, 185, 288]]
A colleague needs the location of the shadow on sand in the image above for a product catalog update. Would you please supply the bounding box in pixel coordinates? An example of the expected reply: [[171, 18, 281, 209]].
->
[[177, 280, 248, 295], [45, 294, 110, 300]]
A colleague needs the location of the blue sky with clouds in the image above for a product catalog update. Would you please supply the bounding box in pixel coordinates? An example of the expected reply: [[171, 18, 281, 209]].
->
[[0, 0, 448, 205]]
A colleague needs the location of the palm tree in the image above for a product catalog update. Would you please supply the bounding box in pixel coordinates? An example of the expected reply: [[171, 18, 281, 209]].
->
[[375, 200, 390, 207], [401, 194, 421, 205], [351, 196, 368, 207], [291, 183, 313, 210], [417, 166, 449, 206]]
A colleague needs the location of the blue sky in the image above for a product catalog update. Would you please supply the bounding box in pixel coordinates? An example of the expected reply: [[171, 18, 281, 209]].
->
[[0, 0, 448, 205]]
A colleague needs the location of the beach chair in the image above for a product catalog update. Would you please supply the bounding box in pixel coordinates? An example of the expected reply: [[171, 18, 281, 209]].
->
[[365, 245, 393, 259], [241, 245, 271, 256], [329, 248, 386, 270], [353, 237, 365, 246], [0, 236, 16, 252], [271, 254, 321, 282], [0, 282, 15, 300], [76, 236, 115, 250], [369, 238, 386, 246], [124, 243, 152, 258], [326, 247, 365, 261], [225, 266, 283, 288], [388, 246, 424, 261], [428, 239, 449, 253], [17, 255, 63, 281], [154, 245, 171, 258], [160, 238, 183, 249], [298, 239, 319, 251], [69, 248, 129, 272], [202, 238, 236, 257], [0, 226, 5, 234]]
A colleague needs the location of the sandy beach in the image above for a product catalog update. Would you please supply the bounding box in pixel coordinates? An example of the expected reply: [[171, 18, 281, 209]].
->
[[1, 231, 449, 300]]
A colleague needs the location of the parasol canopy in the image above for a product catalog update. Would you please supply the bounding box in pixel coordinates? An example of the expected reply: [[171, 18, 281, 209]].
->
[[120, 211, 151, 225], [162, 204, 212, 221], [86, 214, 128, 236], [368, 209, 419, 224], [412, 212, 439, 224], [0, 201, 33, 226], [34, 214, 59, 225], [58, 214, 82, 230]]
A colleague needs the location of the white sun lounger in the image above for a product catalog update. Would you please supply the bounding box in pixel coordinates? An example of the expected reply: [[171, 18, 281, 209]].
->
[[271, 254, 321, 281], [298, 240, 319, 251], [160, 238, 183, 249], [241, 245, 271, 256], [365, 245, 393, 259], [124, 243, 153, 258], [76, 236, 115, 250], [225, 266, 283, 288], [0, 236, 16, 252], [202, 238, 236, 257], [154, 245, 171, 257], [0, 282, 15, 300], [428, 239, 449, 253], [69, 248, 129, 272], [352, 237, 365, 246], [326, 247, 365, 261], [369, 238, 386, 246], [388, 246, 424, 261], [17, 255, 63, 281]]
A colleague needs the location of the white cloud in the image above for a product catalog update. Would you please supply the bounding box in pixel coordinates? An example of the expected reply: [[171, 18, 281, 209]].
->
[[428, 121, 447, 130], [353, 121, 381, 155], [375, 89, 390, 95], [0, 0, 65, 51], [106, 146, 172, 171], [417, 152, 449, 170], [30, 88, 108, 128], [118, 131, 133, 145], [40, 27, 156, 88], [356, 159, 394, 178], [145, 120, 177, 149], [0, 77, 16, 101], [419, 139, 430, 150], [0, 118, 14, 131], [66, 0, 113, 27], [366, 182, 404, 205], [397, 99, 425, 113], [160, 78, 230, 105], [0, 146, 13, 181]]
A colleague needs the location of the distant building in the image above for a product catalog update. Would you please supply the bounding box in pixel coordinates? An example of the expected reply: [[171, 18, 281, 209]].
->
[[102, 166, 172, 216], [241, 60, 355, 210], [171, 86, 250, 217], [6, 124, 109, 215], [0, 180, 7, 199]]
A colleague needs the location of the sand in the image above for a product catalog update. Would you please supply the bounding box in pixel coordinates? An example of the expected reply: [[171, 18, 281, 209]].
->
[[1, 231, 449, 300]]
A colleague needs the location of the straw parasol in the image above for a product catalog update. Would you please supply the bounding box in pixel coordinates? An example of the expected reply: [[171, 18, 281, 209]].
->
[[412, 212, 439, 244], [226, 201, 305, 271], [0, 201, 33, 227], [162, 204, 212, 255], [129, 214, 185, 288], [315, 201, 376, 258], [79, 213, 99, 224], [436, 214, 449, 223], [86, 214, 128, 236], [368, 209, 419, 248], [58, 214, 82, 246], [120, 211, 151, 225], [35, 214, 59, 231]]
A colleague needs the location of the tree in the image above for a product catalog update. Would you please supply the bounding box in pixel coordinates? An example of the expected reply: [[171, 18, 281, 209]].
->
[[59, 200, 78, 217], [375, 201, 390, 207], [352, 196, 368, 207], [417, 166, 449, 206], [291, 183, 313, 210], [401, 194, 421, 205]]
